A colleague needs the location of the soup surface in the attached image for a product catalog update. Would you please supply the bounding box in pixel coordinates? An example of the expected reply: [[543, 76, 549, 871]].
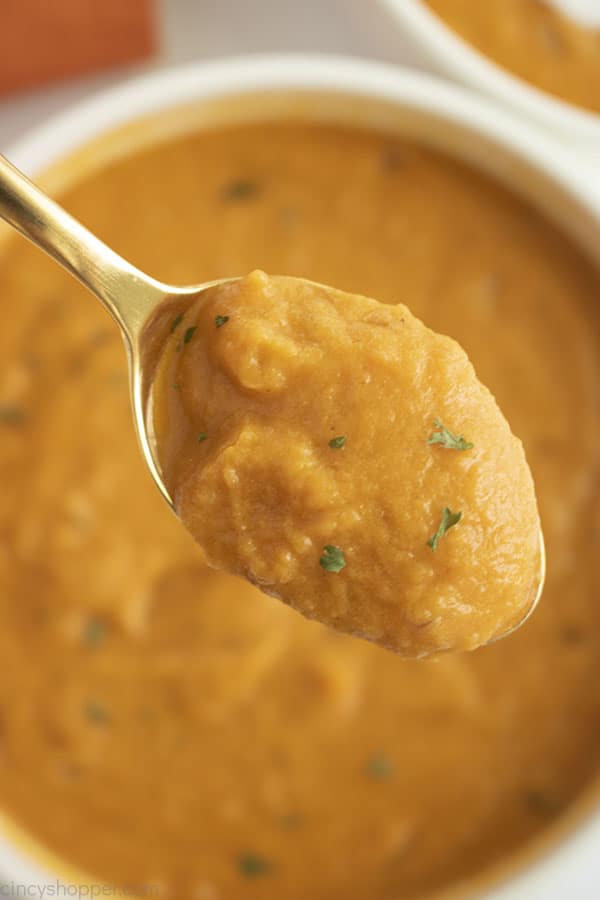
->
[[154, 270, 540, 658], [1, 120, 600, 900], [424, 0, 600, 113]]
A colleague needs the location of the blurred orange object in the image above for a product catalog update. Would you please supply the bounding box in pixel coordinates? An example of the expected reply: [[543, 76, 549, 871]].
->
[[0, 0, 157, 97]]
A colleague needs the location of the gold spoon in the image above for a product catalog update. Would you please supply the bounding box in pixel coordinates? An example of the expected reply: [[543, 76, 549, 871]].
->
[[0, 152, 233, 510], [0, 153, 545, 639]]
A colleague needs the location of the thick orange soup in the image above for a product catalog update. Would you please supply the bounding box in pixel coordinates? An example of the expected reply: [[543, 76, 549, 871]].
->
[[153, 270, 540, 658], [1, 120, 600, 899]]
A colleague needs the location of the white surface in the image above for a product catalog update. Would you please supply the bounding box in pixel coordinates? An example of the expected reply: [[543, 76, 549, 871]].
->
[[549, 0, 600, 25], [3, 49, 600, 900]]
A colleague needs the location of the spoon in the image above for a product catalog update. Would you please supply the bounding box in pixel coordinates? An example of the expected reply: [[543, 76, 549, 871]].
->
[[0, 153, 545, 641], [0, 152, 232, 510]]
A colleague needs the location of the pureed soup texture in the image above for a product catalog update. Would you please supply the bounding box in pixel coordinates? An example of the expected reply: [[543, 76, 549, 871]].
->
[[153, 271, 541, 658], [1, 119, 600, 900], [424, 0, 600, 113]]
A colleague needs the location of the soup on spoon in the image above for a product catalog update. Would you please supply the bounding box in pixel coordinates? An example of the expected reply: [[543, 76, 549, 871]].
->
[[152, 270, 542, 657], [0, 155, 542, 658]]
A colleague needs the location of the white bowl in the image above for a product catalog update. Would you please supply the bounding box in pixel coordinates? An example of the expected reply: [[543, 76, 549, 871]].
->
[[381, 0, 600, 156], [4, 54, 600, 900]]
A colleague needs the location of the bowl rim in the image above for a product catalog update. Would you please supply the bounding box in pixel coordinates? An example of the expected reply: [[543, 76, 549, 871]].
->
[[6, 54, 600, 208], [3, 52, 600, 900], [380, 0, 600, 144]]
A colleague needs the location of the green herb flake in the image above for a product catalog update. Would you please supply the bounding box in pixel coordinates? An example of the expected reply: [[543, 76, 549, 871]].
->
[[84, 701, 109, 725], [173, 383, 181, 392], [222, 179, 261, 202], [170, 312, 184, 333], [427, 508, 462, 551], [198, 432, 208, 443], [427, 418, 474, 451], [320, 545, 346, 573], [365, 753, 394, 781], [0, 405, 26, 426], [238, 854, 272, 878], [82, 618, 107, 648], [215, 315, 230, 329], [329, 435, 346, 449], [183, 326, 197, 344]]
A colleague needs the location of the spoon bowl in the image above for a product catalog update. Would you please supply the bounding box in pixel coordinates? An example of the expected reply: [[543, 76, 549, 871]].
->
[[130, 275, 240, 509], [489, 528, 545, 645]]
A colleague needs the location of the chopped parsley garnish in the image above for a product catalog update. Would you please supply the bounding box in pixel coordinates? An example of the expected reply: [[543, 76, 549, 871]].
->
[[82, 618, 107, 647], [427, 418, 473, 451], [84, 701, 109, 724], [173, 383, 181, 391], [365, 753, 394, 781], [198, 432, 208, 443], [427, 508, 462, 551], [238, 854, 272, 877], [329, 435, 346, 449], [222, 179, 261, 202], [215, 315, 230, 328], [320, 545, 346, 573], [0, 405, 25, 426], [183, 326, 197, 344], [170, 312, 184, 333]]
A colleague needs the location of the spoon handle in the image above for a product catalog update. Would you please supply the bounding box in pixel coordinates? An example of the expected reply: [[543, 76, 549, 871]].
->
[[0, 154, 163, 341]]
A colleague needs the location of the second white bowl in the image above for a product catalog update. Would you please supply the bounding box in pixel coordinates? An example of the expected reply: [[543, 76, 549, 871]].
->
[[381, 0, 600, 157]]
